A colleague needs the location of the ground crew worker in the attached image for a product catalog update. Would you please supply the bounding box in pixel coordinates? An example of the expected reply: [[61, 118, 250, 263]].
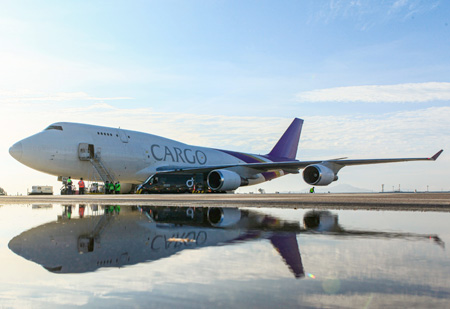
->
[[310, 187, 315, 193], [115, 182, 121, 194], [78, 178, 85, 195], [67, 177, 73, 195], [109, 181, 115, 194], [105, 181, 110, 194], [64, 205, 72, 219], [79, 205, 85, 218]]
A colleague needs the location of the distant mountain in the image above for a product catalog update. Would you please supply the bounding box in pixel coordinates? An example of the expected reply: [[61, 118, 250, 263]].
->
[[271, 183, 373, 194], [314, 183, 372, 193]]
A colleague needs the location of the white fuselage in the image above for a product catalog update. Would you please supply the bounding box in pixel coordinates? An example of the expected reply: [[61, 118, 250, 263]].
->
[[8, 207, 302, 275], [10, 122, 269, 185], [8, 209, 245, 273]]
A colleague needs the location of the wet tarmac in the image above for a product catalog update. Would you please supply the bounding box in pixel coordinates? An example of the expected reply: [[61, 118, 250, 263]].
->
[[1, 192, 450, 211], [1, 202, 450, 308]]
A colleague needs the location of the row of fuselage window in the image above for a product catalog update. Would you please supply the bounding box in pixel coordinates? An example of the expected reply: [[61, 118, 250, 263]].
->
[[96, 132, 131, 139], [97, 256, 131, 266]]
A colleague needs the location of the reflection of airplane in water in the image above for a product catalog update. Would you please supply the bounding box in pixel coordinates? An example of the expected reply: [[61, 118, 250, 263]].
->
[[8, 206, 305, 277], [8, 206, 444, 277], [303, 210, 445, 248]]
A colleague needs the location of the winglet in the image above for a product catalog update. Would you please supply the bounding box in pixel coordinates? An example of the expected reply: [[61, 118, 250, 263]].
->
[[431, 150, 444, 161], [268, 118, 304, 160]]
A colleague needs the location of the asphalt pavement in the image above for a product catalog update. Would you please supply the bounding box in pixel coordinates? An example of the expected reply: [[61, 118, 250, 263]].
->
[[1, 192, 450, 211]]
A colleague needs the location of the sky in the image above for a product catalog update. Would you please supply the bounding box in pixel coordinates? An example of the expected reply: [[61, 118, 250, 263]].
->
[[0, 0, 449, 195]]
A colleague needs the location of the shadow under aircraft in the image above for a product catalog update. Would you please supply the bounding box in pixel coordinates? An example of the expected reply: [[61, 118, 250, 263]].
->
[[8, 206, 444, 277]]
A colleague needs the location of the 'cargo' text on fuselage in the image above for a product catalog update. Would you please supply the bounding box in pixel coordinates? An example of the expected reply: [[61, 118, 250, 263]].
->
[[150, 144, 208, 165]]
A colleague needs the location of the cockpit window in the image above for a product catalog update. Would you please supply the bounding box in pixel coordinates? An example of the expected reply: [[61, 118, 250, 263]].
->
[[44, 125, 63, 131]]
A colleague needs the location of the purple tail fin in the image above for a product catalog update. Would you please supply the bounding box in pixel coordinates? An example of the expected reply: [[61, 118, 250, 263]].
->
[[268, 118, 303, 160], [269, 234, 304, 279]]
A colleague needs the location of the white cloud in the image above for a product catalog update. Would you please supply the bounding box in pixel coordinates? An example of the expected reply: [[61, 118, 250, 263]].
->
[[296, 82, 450, 103], [313, 0, 440, 28]]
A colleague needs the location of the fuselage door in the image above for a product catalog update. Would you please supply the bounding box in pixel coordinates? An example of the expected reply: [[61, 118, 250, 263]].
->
[[79, 143, 95, 160], [88, 144, 95, 158], [78, 143, 91, 161], [118, 129, 129, 143]]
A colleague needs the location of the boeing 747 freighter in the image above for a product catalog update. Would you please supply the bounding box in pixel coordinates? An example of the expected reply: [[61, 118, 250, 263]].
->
[[9, 118, 443, 193]]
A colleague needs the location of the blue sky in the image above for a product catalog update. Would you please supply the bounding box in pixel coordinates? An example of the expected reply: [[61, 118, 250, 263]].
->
[[1, 0, 449, 194]]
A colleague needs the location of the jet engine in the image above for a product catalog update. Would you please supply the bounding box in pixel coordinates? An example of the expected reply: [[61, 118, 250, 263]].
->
[[303, 210, 339, 232], [207, 169, 245, 191], [302, 164, 338, 186], [207, 207, 242, 227]]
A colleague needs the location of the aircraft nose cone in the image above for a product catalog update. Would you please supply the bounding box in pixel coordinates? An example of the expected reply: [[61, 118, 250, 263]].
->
[[8, 237, 22, 255], [9, 142, 23, 161]]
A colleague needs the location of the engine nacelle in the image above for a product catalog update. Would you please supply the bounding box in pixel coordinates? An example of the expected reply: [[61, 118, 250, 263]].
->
[[207, 169, 243, 191], [303, 164, 338, 186], [303, 210, 339, 232], [207, 207, 242, 227]]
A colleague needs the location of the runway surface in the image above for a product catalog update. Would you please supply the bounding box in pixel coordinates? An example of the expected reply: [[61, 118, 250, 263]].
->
[[1, 192, 450, 211]]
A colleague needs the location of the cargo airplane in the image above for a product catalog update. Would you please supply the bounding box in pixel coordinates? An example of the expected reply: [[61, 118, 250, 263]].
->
[[9, 118, 443, 193]]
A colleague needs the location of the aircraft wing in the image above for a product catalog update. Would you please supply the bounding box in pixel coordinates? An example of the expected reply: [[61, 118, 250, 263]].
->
[[156, 150, 443, 175]]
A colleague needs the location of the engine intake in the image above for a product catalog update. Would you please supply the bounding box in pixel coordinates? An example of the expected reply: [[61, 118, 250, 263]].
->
[[303, 164, 338, 186], [303, 211, 338, 232], [207, 207, 242, 227], [207, 169, 245, 191]]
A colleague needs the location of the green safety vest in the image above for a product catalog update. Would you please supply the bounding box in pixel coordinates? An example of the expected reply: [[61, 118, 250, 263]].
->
[[115, 183, 121, 191]]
